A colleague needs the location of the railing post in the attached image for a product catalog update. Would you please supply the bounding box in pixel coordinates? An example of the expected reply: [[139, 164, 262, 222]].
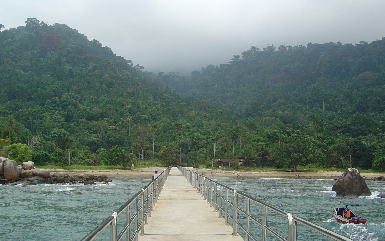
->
[[111, 212, 117, 241], [246, 198, 250, 241], [210, 183, 214, 207], [141, 189, 145, 235], [232, 190, 238, 235], [152, 176, 155, 209], [153, 179, 157, 204], [213, 183, 218, 211], [127, 205, 131, 241], [145, 189, 149, 223], [225, 189, 229, 224], [135, 199, 139, 241], [288, 213, 297, 241], [262, 206, 267, 241], [218, 185, 222, 217], [202, 177, 206, 199]]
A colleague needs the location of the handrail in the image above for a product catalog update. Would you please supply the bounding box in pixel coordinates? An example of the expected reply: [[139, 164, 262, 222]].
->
[[81, 167, 171, 241], [179, 167, 352, 241]]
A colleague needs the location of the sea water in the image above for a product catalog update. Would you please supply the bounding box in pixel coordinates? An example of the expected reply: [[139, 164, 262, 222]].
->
[[1, 177, 384, 241], [216, 177, 385, 241], [0, 178, 149, 241]]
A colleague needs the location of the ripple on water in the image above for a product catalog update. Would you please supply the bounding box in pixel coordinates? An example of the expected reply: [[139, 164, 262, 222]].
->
[[216, 177, 385, 241], [0, 177, 149, 241]]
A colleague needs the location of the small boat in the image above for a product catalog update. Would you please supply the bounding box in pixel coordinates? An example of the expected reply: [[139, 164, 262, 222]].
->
[[334, 205, 366, 224]]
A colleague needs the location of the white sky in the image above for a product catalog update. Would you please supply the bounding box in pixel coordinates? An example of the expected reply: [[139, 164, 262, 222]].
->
[[1, 0, 385, 73]]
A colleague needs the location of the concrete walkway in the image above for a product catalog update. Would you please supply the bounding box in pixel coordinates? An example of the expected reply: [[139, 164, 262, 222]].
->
[[139, 167, 243, 241]]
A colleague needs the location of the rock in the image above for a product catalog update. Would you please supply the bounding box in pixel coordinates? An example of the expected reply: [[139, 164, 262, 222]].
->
[[3, 159, 20, 180], [31, 169, 51, 178], [0, 157, 6, 177], [378, 192, 385, 198], [22, 161, 34, 170], [25, 176, 46, 185], [375, 176, 385, 181], [20, 169, 34, 178], [332, 168, 371, 197], [83, 180, 96, 185]]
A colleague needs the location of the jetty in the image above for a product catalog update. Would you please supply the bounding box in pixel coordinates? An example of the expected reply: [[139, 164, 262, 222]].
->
[[138, 167, 243, 241], [82, 167, 352, 241]]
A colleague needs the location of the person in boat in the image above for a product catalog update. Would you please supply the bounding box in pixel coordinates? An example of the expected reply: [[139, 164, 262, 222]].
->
[[344, 209, 352, 218]]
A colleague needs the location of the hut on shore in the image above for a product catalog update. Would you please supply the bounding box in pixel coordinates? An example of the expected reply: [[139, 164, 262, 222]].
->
[[214, 159, 243, 168]]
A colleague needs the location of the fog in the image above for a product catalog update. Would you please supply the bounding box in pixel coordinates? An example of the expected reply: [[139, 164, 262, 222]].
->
[[2, 0, 385, 73]]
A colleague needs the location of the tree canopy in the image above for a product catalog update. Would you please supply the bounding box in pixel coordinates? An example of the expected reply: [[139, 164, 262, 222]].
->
[[1, 19, 384, 171]]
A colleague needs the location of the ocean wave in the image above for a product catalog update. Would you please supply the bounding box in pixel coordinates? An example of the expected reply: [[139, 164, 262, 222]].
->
[[260, 177, 284, 180], [359, 191, 382, 200]]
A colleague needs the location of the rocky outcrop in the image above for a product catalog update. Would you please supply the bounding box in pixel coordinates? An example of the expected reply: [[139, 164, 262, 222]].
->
[[0, 156, 110, 185], [3, 159, 20, 180], [0, 157, 6, 177], [332, 168, 371, 197], [22, 161, 34, 170]]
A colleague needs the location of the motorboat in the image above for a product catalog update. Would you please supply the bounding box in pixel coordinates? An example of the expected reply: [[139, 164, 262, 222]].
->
[[334, 205, 366, 224]]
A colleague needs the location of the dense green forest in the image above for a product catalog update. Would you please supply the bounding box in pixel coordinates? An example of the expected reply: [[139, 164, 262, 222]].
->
[[0, 19, 234, 167], [162, 40, 385, 170], [0, 19, 384, 170]]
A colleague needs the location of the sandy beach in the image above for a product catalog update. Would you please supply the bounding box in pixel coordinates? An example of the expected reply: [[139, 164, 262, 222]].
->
[[195, 168, 385, 180], [45, 167, 166, 179], [44, 167, 385, 180]]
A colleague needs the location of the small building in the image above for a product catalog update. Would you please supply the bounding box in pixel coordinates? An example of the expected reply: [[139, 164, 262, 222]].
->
[[214, 159, 244, 168]]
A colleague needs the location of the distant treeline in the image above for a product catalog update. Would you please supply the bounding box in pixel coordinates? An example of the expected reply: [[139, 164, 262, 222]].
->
[[0, 19, 384, 170]]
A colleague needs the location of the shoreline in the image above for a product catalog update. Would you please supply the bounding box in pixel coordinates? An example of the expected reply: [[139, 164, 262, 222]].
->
[[44, 167, 165, 179], [42, 167, 385, 181], [195, 168, 385, 180]]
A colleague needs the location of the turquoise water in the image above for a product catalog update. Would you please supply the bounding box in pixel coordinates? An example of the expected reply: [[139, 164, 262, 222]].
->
[[0, 178, 149, 241], [216, 177, 385, 241]]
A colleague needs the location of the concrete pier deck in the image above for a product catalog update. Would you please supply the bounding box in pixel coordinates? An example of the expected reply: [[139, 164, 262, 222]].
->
[[139, 167, 243, 241]]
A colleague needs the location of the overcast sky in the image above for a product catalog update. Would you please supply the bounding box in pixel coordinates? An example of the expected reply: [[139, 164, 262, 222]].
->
[[1, 0, 385, 73]]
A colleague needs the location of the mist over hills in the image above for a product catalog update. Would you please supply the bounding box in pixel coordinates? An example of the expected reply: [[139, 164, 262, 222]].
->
[[0, 19, 384, 170]]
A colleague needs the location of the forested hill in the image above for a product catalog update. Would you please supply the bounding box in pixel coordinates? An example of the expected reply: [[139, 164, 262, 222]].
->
[[1, 19, 384, 171], [164, 41, 385, 116], [0, 18, 233, 166], [161, 40, 385, 170]]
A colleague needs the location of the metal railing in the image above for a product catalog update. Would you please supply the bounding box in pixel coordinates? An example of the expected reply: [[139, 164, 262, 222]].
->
[[81, 167, 170, 241], [179, 167, 352, 241]]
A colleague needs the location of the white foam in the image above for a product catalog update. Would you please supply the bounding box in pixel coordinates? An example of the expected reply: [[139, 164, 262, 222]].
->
[[57, 187, 75, 192], [360, 191, 382, 200], [323, 186, 332, 191], [323, 218, 335, 223], [260, 177, 283, 180]]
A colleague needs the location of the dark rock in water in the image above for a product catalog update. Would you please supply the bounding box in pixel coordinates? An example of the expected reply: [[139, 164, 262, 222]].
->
[[332, 168, 371, 197], [83, 180, 96, 185], [3, 159, 20, 180], [25, 176, 46, 185], [378, 192, 385, 198], [375, 176, 385, 181]]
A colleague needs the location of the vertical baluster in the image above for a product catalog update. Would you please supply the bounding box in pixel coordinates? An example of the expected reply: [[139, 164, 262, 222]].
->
[[288, 213, 297, 241], [232, 190, 238, 235], [141, 189, 145, 235], [135, 199, 139, 241], [145, 188, 148, 223], [262, 206, 267, 241], [127, 205, 131, 241], [111, 212, 117, 241], [225, 189, 229, 224], [246, 199, 250, 241]]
